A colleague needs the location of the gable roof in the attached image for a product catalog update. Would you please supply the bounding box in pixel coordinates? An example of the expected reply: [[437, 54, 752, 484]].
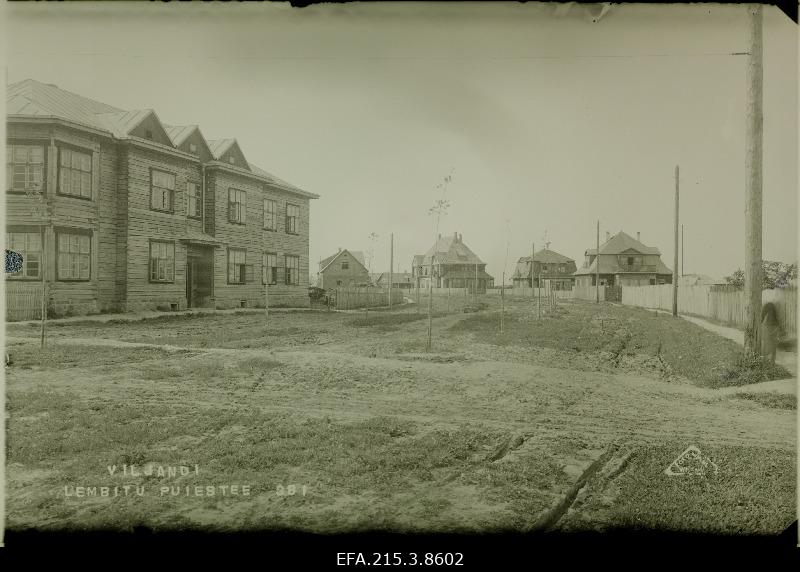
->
[[512, 249, 576, 278], [8, 79, 318, 200], [586, 231, 661, 256], [164, 124, 202, 147], [418, 234, 484, 266], [207, 138, 250, 169], [319, 249, 368, 274], [573, 256, 672, 276]]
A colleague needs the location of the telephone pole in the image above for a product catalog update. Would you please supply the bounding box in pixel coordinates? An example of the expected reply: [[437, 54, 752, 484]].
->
[[673, 165, 680, 317], [389, 233, 394, 311], [681, 224, 685, 277], [743, 3, 763, 355], [595, 220, 600, 303]]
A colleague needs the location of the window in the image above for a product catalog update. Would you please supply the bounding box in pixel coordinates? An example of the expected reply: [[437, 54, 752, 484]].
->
[[58, 147, 92, 198], [57, 232, 91, 281], [149, 241, 175, 282], [6, 144, 45, 192], [542, 265, 548, 271], [229, 155, 236, 165], [341, 262, 349, 270], [336, 280, 342, 286], [559, 265, 565, 273], [145, 129, 154, 140], [151, 170, 175, 212], [286, 204, 299, 234], [263, 252, 278, 285], [285, 255, 300, 285], [189, 143, 198, 154], [6, 231, 42, 279], [228, 189, 246, 224], [186, 182, 202, 219], [263, 199, 277, 230], [228, 248, 253, 284]]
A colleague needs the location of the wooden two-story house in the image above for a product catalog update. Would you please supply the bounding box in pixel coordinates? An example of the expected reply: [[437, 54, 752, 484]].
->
[[511, 247, 577, 291], [573, 231, 672, 288], [412, 232, 494, 293], [5, 79, 318, 318]]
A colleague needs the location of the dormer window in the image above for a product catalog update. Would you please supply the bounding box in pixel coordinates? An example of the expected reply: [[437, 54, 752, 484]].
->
[[229, 156, 236, 165], [145, 129, 153, 140], [189, 143, 197, 154]]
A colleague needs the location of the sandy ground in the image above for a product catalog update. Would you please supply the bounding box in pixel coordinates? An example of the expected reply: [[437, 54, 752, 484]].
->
[[4, 300, 796, 533]]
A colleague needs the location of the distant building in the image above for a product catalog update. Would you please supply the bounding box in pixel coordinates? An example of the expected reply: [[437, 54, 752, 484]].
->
[[373, 271, 413, 289], [679, 274, 726, 287], [573, 231, 673, 287], [511, 248, 576, 290], [411, 232, 494, 292], [318, 249, 369, 289]]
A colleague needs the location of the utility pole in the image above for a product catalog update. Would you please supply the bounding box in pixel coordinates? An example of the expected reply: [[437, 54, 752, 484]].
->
[[389, 233, 394, 311], [474, 261, 478, 305], [427, 253, 434, 351], [595, 220, 600, 303], [681, 224, 685, 277], [538, 268, 542, 319], [673, 165, 679, 317], [744, 3, 763, 355], [531, 242, 535, 294], [501, 271, 505, 333]]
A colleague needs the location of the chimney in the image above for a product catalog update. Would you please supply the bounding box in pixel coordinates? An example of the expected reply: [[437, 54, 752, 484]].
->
[[338, 247, 342, 252], [636, 231, 640, 242]]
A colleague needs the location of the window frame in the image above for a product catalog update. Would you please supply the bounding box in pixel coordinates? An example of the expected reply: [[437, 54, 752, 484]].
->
[[5, 229, 43, 280], [285, 203, 300, 235], [263, 252, 278, 285], [186, 181, 202, 220], [228, 188, 246, 225], [228, 247, 249, 285], [148, 239, 176, 283], [6, 141, 47, 194], [285, 254, 300, 286], [56, 230, 92, 282], [150, 168, 176, 213], [56, 144, 93, 200], [263, 198, 278, 231]]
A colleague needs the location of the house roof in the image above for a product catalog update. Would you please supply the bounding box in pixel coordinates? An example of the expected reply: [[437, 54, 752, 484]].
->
[[416, 233, 485, 266], [7, 79, 317, 199], [586, 231, 661, 256], [319, 249, 368, 273], [164, 124, 201, 147], [573, 257, 672, 276], [441, 269, 494, 281], [512, 249, 576, 278], [374, 272, 413, 284]]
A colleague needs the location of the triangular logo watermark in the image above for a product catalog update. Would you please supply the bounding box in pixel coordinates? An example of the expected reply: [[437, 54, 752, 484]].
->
[[664, 445, 719, 477]]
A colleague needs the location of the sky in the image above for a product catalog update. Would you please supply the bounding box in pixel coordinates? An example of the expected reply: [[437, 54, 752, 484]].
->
[[4, 2, 797, 282]]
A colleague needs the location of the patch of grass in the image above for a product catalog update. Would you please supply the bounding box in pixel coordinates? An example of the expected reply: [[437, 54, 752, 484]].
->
[[602, 442, 796, 534], [449, 302, 792, 387], [733, 392, 797, 410], [237, 357, 283, 374], [347, 313, 445, 330], [139, 360, 227, 382], [714, 353, 792, 389], [7, 344, 183, 369]]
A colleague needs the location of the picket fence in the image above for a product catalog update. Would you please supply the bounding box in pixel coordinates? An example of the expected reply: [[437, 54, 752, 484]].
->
[[621, 284, 797, 337], [334, 288, 404, 310], [5, 282, 44, 321], [573, 285, 606, 302], [490, 287, 574, 299]]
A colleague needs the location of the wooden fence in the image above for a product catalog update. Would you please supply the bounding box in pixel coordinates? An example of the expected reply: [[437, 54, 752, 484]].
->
[[334, 288, 404, 310], [489, 287, 574, 299], [621, 284, 797, 337], [5, 282, 44, 321], [573, 285, 606, 302]]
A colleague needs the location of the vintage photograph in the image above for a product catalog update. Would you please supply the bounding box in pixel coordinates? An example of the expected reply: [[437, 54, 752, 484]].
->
[[1, 1, 797, 549]]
